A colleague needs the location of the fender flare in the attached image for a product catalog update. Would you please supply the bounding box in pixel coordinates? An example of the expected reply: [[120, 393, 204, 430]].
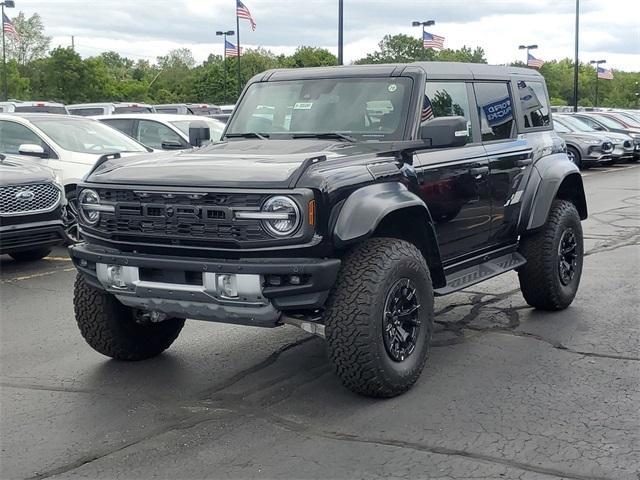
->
[[332, 182, 445, 287], [520, 153, 587, 232]]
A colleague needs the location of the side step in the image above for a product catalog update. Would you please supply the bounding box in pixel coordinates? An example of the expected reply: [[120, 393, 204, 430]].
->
[[434, 252, 526, 296]]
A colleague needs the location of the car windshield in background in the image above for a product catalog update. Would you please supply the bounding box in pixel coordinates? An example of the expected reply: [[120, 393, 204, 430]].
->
[[170, 119, 225, 141], [590, 114, 626, 129], [558, 116, 595, 132], [610, 113, 640, 127], [14, 106, 68, 114], [113, 106, 153, 113], [32, 119, 148, 154], [226, 77, 413, 141]]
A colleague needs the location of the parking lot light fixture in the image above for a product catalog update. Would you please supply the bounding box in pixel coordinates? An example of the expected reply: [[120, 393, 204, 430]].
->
[[216, 30, 235, 104], [1, 0, 16, 101], [589, 59, 606, 108], [518, 44, 538, 64], [412, 20, 435, 46]]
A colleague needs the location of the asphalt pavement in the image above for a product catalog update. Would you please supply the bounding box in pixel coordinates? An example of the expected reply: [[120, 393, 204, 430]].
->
[[1, 164, 639, 480]]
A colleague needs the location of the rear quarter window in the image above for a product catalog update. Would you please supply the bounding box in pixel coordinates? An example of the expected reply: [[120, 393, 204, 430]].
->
[[474, 82, 515, 142], [517, 80, 550, 129]]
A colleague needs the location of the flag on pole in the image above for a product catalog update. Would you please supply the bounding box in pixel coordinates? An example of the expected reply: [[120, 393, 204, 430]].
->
[[527, 53, 545, 68], [2, 13, 19, 41], [597, 66, 613, 80], [225, 40, 242, 57], [421, 95, 435, 122], [236, 0, 256, 31], [423, 31, 444, 49]]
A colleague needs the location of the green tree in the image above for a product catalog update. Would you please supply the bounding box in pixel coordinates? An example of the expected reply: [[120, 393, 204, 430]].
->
[[280, 46, 337, 68], [3, 12, 51, 65]]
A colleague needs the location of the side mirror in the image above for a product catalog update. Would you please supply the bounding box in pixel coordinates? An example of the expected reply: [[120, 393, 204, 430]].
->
[[161, 140, 185, 150], [420, 116, 468, 148], [188, 121, 211, 147], [18, 144, 48, 158]]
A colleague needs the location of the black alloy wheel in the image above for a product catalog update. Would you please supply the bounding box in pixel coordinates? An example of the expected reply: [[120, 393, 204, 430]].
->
[[382, 278, 421, 362]]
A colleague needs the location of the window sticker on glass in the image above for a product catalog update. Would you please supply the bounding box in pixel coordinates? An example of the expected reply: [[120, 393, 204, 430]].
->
[[293, 102, 313, 110], [388, 84, 397, 93]]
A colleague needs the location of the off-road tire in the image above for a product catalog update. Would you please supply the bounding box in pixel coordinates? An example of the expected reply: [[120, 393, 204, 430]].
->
[[73, 274, 185, 360], [518, 200, 583, 311], [9, 248, 51, 262], [324, 238, 434, 398]]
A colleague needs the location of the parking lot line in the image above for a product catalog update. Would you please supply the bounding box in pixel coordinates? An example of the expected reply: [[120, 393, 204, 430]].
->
[[1, 267, 76, 284]]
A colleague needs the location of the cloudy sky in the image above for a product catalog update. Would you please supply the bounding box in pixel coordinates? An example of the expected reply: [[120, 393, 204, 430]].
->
[[14, 0, 640, 70]]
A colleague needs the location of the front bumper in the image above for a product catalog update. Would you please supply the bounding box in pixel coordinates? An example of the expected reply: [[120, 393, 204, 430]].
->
[[69, 243, 341, 327], [0, 220, 66, 254]]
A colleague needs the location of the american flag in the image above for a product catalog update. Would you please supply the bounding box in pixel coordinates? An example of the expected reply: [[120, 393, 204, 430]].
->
[[2, 13, 19, 41], [421, 95, 435, 122], [423, 31, 444, 49], [597, 67, 614, 80], [225, 40, 242, 57], [237, 0, 256, 31], [527, 53, 545, 69]]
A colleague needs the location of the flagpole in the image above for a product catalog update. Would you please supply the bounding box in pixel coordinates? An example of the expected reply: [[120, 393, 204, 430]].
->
[[236, 7, 241, 100]]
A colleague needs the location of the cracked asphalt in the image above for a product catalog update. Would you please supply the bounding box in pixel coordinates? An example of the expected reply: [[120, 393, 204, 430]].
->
[[1, 164, 639, 480]]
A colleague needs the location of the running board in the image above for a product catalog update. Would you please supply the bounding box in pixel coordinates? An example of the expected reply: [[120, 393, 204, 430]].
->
[[434, 252, 526, 295]]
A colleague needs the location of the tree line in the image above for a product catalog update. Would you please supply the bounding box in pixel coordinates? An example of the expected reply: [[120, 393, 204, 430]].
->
[[2, 12, 638, 108]]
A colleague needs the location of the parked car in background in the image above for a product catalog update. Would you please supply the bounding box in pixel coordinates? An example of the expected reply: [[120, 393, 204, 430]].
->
[[566, 113, 640, 161], [0, 102, 16, 113], [95, 114, 224, 150], [0, 153, 66, 261], [553, 119, 613, 168], [0, 113, 152, 241], [207, 113, 232, 124], [68, 102, 157, 116], [10, 102, 69, 114], [555, 114, 636, 163], [595, 111, 640, 130], [220, 104, 235, 114], [155, 104, 222, 115]]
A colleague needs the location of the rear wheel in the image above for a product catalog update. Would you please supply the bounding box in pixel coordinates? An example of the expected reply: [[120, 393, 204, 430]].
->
[[324, 238, 434, 398], [9, 248, 51, 262], [518, 200, 583, 311], [74, 274, 185, 360]]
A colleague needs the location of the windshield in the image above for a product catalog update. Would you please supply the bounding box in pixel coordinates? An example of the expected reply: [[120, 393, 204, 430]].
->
[[226, 77, 414, 140], [610, 113, 640, 127], [33, 118, 148, 154], [553, 120, 570, 133], [590, 114, 626, 129], [170, 118, 225, 141], [113, 106, 153, 113], [557, 116, 595, 132]]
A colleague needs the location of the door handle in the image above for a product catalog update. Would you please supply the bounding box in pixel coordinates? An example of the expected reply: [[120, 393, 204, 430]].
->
[[468, 166, 489, 177], [515, 159, 533, 167]]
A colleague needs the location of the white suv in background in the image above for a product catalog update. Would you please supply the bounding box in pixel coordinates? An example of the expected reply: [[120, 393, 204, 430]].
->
[[68, 102, 156, 116], [95, 114, 224, 150], [0, 113, 152, 241]]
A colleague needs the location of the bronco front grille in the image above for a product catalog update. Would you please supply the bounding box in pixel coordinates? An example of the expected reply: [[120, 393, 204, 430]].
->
[[0, 183, 61, 215], [89, 188, 273, 248]]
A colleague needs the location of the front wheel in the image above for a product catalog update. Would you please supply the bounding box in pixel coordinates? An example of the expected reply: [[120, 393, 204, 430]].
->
[[518, 200, 584, 311], [74, 274, 185, 360], [566, 146, 584, 169], [324, 238, 434, 398]]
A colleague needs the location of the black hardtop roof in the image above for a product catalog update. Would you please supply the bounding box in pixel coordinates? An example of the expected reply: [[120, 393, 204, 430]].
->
[[257, 62, 542, 82]]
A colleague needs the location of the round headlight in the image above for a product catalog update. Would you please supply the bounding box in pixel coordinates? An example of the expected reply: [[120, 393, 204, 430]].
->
[[78, 189, 101, 225], [261, 196, 301, 237]]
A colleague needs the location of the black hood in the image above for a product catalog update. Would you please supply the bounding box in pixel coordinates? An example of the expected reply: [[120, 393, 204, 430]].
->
[[0, 154, 57, 186], [86, 139, 398, 189]]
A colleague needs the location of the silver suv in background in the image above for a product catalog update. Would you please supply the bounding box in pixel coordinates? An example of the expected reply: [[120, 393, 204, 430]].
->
[[155, 104, 222, 115], [8, 101, 69, 114], [553, 117, 613, 168], [67, 103, 157, 116]]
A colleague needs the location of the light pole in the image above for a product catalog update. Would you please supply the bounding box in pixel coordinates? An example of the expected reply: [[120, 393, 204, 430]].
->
[[338, 0, 343, 65], [635, 82, 639, 109], [573, 0, 580, 112], [412, 20, 435, 48], [216, 30, 234, 104], [589, 59, 606, 108], [518, 44, 538, 65], [1, 0, 16, 101]]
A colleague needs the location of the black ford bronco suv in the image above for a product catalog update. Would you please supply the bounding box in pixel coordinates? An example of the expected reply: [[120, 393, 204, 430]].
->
[[70, 62, 587, 397]]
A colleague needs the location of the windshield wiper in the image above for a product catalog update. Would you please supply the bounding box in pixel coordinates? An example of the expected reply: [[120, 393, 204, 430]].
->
[[225, 132, 270, 140], [292, 132, 356, 143]]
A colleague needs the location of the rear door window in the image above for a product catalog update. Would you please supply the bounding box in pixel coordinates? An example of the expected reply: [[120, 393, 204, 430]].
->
[[424, 81, 473, 138], [474, 82, 515, 142], [517, 80, 550, 128]]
